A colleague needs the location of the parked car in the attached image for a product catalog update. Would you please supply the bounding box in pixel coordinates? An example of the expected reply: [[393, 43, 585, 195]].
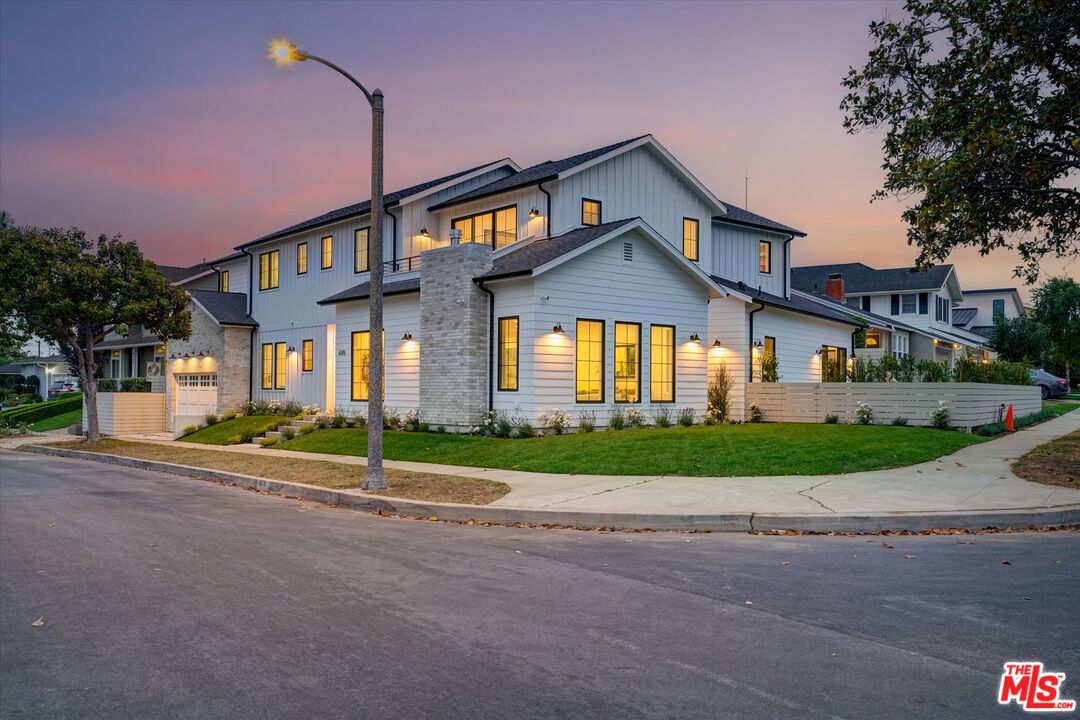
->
[[1028, 369, 1069, 399]]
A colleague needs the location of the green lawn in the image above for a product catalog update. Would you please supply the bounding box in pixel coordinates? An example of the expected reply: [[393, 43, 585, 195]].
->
[[178, 415, 290, 445], [30, 409, 82, 432], [275, 424, 986, 477], [1042, 400, 1079, 418]]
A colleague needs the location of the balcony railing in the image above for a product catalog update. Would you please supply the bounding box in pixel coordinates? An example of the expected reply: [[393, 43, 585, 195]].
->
[[385, 255, 421, 273]]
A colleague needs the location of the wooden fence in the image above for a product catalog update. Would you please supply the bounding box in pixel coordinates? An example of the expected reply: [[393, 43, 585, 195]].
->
[[83, 392, 165, 435], [744, 382, 1041, 429]]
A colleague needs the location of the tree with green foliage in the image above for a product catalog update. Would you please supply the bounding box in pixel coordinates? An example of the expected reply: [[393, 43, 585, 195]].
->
[[1031, 277, 1080, 386], [989, 313, 1047, 364], [842, 0, 1079, 282], [0, 221, 191, 441]]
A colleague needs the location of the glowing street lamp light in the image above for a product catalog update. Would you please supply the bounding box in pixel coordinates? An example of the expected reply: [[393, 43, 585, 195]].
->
[[266, 38, 388, 491]]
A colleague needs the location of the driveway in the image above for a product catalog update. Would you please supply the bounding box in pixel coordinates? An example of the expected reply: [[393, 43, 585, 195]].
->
[[2, 452, 1077, 719]]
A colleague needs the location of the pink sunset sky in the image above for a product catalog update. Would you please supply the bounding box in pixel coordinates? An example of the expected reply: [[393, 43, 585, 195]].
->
[[0, 0, 1074, 300]]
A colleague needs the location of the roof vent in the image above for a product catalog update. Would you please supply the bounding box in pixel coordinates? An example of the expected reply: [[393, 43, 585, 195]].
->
[[623, 242, 633, 262]]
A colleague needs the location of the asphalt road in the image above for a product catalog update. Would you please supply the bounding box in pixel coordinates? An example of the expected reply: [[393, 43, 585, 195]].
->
[[1, 451, 1077, 720]]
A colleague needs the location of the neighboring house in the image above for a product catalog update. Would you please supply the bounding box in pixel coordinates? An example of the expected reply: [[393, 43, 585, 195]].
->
[[951, 287, 1026, 338], [150, 135, 872, 432], [791, 263, 991, 363], [0, 355, 76, 400]]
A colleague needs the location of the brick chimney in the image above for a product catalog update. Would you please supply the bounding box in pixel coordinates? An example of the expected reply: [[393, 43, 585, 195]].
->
[[825, 272, 845, 302]]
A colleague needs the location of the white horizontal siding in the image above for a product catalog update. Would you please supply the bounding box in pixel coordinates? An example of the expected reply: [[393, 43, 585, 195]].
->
[[753, 308, 853, 383], [706, 295, 749, 419]]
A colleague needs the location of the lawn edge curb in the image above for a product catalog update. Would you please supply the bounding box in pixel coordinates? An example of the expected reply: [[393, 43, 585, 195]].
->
[[16, 444, 1080, 533]]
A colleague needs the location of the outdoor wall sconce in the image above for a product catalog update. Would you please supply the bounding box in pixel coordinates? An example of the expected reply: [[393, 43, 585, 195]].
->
[[689, 333, 700, 342], [528, 208, 540, 218], [169, 354, 176, 360], [953, 343, 959, 350], [182, 352, 191, 358], [197, 350, 206, 357], [712, 339, 723, 348], [287, 345, 296, 353], [552, 323, 565, 335], [402, 332, 413, 341], [419, 227, 430, 237], [815, 348, 824, 356]]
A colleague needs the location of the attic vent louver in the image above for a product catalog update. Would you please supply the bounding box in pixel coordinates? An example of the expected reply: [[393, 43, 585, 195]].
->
[[623, 242, 633, 262]]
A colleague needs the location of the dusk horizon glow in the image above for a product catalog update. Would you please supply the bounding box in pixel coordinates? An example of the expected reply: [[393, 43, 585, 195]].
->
[[1, 0, 1074, 301]]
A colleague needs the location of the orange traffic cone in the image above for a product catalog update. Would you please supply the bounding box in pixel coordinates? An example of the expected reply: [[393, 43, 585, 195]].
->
[[1005, 404, 1014, 432]]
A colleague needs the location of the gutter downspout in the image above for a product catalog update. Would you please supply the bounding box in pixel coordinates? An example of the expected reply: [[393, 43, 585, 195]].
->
[[387, 206, 399, 271], [477, 279, 495, 411], [782, 234, 794, 298], [747, 300, 765, 383], [538, 180, 553, 238]]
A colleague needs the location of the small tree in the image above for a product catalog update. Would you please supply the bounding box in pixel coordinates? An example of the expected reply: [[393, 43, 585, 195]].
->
[[0, 222, 191, 441], [706, 365, 732, 423], [990, 314, 1047, 364], [760, 352, 780, 383], [1032, 277, 1080, 387]]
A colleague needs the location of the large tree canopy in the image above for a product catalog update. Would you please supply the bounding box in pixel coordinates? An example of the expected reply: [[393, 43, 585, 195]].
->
[[1032, 276, 1080, 384], [842, 0, 1079, 282], [0, 221, 191, 440]]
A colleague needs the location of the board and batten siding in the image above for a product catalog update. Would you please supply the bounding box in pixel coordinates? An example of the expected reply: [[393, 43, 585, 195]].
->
[[215, 256, 249, 295], [252, 324, 330, 409], [710, 223, 789, 298], [752, 308, 853, 383], [333, 293, 421, 417], [506, 227, 710, 424], [426, 185, 550, 255]]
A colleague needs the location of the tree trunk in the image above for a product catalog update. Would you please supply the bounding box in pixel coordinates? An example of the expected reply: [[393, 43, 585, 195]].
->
[[79, 335, 100, 442]]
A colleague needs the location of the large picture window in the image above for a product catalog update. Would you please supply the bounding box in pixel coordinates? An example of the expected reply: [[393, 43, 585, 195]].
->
[[452, 206, 517, 249], [261, 344, 273, 389], [297, 242, 308, 275], [650, 324, 675, 403], [821, 345, 847, 383], [351, 331, 370, 401], [682, 218, 699, 261], [614, 322, 641, 403], [581, 198, 602, 226], [575, 319, 604, 403], [301, 339, 313, 372], [498, 317, 519, 391], [354, 227, 369, 273], [321, 235, 333, 269], [274, 342, 287, 390], [259, 250, 280, 290]]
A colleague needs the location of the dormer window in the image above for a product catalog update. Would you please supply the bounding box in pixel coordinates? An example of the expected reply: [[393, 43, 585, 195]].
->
[[581, 198, 601, 226]]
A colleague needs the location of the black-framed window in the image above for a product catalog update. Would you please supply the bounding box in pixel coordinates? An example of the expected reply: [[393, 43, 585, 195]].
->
[[301, 339, 313, 372], [274, 342, 286, 390], [758, 240, 772, 274], [451, 206, 517, 249], [354, 227, 369, 273], [581, 198, 601, 226], [297, 242, 308, 275], [219, 270, 229, 293], [764, 336, 776, 357], [497, 317, 519, 391], [259, 250, 279, 290], [321, 235, 333, 269], [650, 324, 675, 403], [614, 321, 641, 403], [575, 319, 604, 403], [821, 345, 847, 382], [993, 299, 1005, 318], [351, 331, 369, 401], [682, 218, 699, 261], [261, 343, 273, 389]]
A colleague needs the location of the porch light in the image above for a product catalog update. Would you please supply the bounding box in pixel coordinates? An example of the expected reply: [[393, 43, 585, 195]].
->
[[552, 323, 565, 335], [953, 343, 959, 350], [528, 208, 540, 218], [287, 345, 297, 353], [183, 352, 190, 358], [689, 333, 700, 342], [419, 227, 430, 237], [401, 332, 413, 341], [712, 338, 723, 348]]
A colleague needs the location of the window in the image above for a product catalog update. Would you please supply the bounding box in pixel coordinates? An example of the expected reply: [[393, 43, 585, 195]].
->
[[297, 242, 308, 275], [219, 270, 229, 293], [261, 343, 273, 389], [901, 293, 917, 314], [274, 342, 286, 390], [452, 206, 517, 249], [862, 296, 871, 312], [650, 325, 675, 403], [919, 292, 929, 315], [846, 297, 861, 308], [321, 235, 333, 269], [993, 299, 1005, 318], [614, 322, 641, 403], [764, 336, 776, 357], [301, 339, 313, 373], [259, 250, 280, 290], [821, 345, 847, 382], [497, 317, 519, 391], [682, 218, 699, 261], [354, 228, 369, 273], [351, 331, 370, 401], [758, 240, 771, 273], [575, 319, 604, 403], [581, 199, 601, 226], [865, 330, 882, 348]]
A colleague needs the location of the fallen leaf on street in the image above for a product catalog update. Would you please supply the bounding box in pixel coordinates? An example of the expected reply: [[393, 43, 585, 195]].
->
[[1001, 560, 1012, 565], [957, 540, 973, 545], [31, 617, 44, 628], [881, 542, 894, 549]]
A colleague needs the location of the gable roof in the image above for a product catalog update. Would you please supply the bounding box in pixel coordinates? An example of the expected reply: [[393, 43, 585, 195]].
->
[[713, 276, 861, 327], [187, 290, 257, 326], [476, 219, 638, 281], [714, 202, 805, 237], [238, 158, 515, 250], [317, 277, 422, 306], [791, 262, 955, 294], [155, 262, 214, 284]]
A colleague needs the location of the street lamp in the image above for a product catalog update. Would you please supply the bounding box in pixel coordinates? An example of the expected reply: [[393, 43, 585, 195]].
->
[[267, 38, 387, 490]]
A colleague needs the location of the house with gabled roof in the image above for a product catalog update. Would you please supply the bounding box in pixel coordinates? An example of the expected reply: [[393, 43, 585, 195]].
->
[[950, 288, 1027, 338]]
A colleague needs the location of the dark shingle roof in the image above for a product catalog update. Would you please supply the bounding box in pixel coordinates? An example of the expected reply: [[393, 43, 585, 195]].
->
[[791, 262, 954, 294], [712, 276, 861, 327], [714, 202, 805, 237], [952, 307, 978, 326], [187, 290, 257, 326], [427, 137, 649, 211], [477, 219, 639, 281], [969, 326, 995, 338], [240, 159, 512, 250], [317, 277, 422, 306], [155, 263, 213, 283]]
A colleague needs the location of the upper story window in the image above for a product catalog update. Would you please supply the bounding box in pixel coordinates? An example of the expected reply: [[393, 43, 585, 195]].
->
[[259, 250, 280, 290], [581, 199, 602, 227], [452, 206, 517, 249], [862, 296, 871, 312], [301, 339, 313, 373], [902, 293, 917, 314], [321, 235, 333, 269], [219, 270, 229, 293], [992, 299, 1005, 318], [297, 242, 308, 275], [682, 218, 699, 261], [758, 240, 772, 274], [354, 228, 369, 273]]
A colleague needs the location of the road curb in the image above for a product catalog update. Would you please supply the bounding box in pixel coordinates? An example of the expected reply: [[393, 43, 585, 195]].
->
[[16, 444, 1080, 533]]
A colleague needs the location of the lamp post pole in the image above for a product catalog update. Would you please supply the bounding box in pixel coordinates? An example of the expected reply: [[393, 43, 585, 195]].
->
[[269, 41, 387, 490]]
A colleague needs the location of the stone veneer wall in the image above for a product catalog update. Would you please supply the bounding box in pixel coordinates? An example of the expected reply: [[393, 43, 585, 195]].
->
[[419, 242, 493, 429]]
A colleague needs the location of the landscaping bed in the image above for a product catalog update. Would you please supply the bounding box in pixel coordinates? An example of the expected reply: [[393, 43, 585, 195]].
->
[[45, 439, 509, 505], [178, 415, 288, 445], [1012, 431, 1079, 489], [275, 423, 985, 477]]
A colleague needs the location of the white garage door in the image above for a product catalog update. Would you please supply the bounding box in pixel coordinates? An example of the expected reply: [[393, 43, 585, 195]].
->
[[176, 373, 218, 417]]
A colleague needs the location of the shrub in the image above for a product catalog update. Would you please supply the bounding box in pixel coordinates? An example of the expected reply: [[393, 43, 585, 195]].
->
[[225, 434, 242, 445], [330, 413, 348, 429], [824, 414, 840, 424], [98, 379, 118, 392], [1014, 408, 1056, 429], [855, 401, 874, 425], [760, 352, 780, 383], [204, 414, 219, 426], [917, 359, 950, 383], [515, 421, 536, 439], [625, 407, 648, 428], [951, 353, 1031, 385], [975, 421, 1006, 436], [351, 412, 368, 429], [119, 377, 151, 393], [677, 408, 695, 427], [540, 408, 571, 435], [222, 411, 238, 421], [435, 425, 447, 434], [259, 437, 278, 448], [749, 404, 763, 423], [930, 401, 951, 429], [313, 414, 332, 430], [239, 430, 256, 444], [418, 422, 430, 433], [403, 408, 423, 432], [894, 355, 917, 383], [282, 400, 303, 418], [280, 427, 296, 441], [474, 410, 505, 437], [495, 417, 512, 439], [608, 406, 625, 430], [384, 408, 402, 430], [181, 424, 199, 436], [578, 410, 596, 433], [298, 424, 315, 435], [706, 365, 732, 424], [653, 406, 673, 428], [0, 416, 31, 436], [302, 404, 321, 416], [891, 416, 909, 426]]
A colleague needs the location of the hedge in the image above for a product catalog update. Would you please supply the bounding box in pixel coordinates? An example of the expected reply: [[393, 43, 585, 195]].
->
[[0, 394, 83, 424]]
